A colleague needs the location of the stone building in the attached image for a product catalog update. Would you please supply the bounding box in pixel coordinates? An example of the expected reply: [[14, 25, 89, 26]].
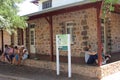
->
[[26, 1, 120, 62], [0, 1, 120, 79], [0, 0, 120, 65]]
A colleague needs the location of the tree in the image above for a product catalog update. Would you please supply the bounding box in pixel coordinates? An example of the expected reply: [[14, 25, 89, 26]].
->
[[0, 0, 27, 34]]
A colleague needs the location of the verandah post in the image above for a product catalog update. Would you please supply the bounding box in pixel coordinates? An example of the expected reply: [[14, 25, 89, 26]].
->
[[96, 2, 103, 66]]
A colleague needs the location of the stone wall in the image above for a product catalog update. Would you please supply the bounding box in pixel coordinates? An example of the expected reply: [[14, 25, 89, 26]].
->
[[13, 33, 18, 46], [28, 7, 98, 57], [0, 31, 12, 52], [24, 59, 101, 78], [53, 8, 98, 57], [3, 31, 11, 45], [23, 59, 120, 79], [35, 18, 51, 55], [100, 61, 120, 78], [109, 13, 120, 52]]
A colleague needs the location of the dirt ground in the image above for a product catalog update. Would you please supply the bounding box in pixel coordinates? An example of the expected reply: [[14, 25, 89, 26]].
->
[[0, 62, 98, 80], [0, 52, 119, 80]]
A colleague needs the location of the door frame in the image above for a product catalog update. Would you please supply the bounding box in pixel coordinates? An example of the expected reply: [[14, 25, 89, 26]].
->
[[29, 28, 36, 54]]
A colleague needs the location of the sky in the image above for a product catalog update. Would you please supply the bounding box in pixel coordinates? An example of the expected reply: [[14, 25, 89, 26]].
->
[[18, 0, 39, 16], [18, 0, 84, 16]]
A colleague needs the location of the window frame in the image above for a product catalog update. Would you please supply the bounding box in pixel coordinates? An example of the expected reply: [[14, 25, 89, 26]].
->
[[65, 21, 74, 44], [42, 0, 52, 9]]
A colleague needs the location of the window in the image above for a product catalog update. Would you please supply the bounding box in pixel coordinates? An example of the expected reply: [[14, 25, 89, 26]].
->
[[17, 29, 23, 45], [66, 21, 74, 44], [29, 23, 35, 28], [28, 23, 35, 45], [30, 30, 35, 45], [42, 0, 52, 9]]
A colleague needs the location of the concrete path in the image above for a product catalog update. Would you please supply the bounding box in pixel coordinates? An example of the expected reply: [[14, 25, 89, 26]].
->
[[0, 62, 98, 80]]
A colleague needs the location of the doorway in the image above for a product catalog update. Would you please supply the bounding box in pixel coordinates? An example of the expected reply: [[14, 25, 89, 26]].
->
[[30, 28, 36, 53]]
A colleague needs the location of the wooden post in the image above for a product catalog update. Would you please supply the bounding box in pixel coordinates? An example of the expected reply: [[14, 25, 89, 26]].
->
[[50, 16, 54, 61], [96, 3, 102, 66], [45, 16, 54, 61]]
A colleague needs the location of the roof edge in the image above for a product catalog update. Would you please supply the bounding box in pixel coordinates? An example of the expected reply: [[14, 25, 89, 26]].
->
[[25, 0, 97, 17]]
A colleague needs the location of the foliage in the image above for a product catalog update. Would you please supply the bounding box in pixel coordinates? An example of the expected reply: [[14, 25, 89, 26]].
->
[[0, 0, 27, 34], [92, 0, 119, 18], [102, 0, 119, 18]]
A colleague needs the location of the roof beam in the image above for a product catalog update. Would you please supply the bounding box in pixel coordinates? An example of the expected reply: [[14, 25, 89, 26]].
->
[[28, 1, 102, 20]]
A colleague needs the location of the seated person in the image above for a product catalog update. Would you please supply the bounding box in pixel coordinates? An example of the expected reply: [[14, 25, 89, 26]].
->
[[22, 49, 29, 60], [84, 45, 110, 65], [8, 45, 15, 63], [84, 45, 98, 64], [0, 44, 10, 62], [21, 48, 29, 64], [102, 48, 111, 64], [12, 46, 20, 65]]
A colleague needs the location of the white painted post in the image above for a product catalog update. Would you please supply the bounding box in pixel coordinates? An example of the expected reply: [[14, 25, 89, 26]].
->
[[56, 35, 60, 75], [68, 34, 71, 78], [56, 34, 71, 78]]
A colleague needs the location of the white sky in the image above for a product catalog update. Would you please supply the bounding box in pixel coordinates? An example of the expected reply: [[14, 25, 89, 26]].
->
[[18, 0, 39, 16], [18, 0, 84, 16]]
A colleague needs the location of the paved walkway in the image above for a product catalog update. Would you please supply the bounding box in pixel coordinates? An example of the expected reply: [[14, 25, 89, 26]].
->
[[0, 62, 98, 80]]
